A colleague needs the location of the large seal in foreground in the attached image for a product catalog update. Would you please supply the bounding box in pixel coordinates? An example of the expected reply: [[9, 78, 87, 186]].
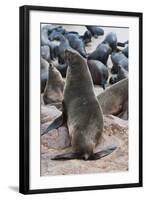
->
[[42, 49, 116, 160]]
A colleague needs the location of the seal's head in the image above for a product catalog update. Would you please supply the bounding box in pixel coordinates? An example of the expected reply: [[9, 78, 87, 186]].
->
[[64, 48, 84, 66], [48, 63, 63, 83], [109, 74, 118, 84]]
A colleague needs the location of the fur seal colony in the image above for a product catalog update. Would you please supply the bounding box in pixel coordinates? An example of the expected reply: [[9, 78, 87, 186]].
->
[[40, 24, 128, 163]]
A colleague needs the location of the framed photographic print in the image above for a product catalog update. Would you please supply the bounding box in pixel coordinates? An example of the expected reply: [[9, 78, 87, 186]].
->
[[19, 5, 143, 194]]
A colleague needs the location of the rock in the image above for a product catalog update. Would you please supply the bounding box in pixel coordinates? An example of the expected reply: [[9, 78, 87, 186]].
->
[[41, 105, 61, 124], [41, 126, 70, 151]]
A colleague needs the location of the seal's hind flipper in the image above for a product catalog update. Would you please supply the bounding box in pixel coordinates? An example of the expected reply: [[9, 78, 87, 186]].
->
[[90, 146, 117, 160], [51, 152, 81, 160], [51, 146, 117, 161]]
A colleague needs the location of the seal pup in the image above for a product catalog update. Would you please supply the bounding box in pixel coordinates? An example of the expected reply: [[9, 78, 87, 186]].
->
[[43, 63, 65, 106], [87, 60, 108, 89], [42, 49, 116, 160]]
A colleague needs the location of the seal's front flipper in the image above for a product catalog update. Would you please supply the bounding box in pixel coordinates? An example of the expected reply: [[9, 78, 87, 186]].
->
[[90, 146, 117, 160], [51, 152, 81, 160], [41, 101, 67, 136], [41, 114, 64, 136], [117, 40, 128, 47]]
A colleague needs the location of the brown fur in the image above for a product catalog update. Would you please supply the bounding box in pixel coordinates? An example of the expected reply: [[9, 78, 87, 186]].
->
[[63, 49, 104, 159], [97, 78, 128, 119], [43, 63, 65, 106]]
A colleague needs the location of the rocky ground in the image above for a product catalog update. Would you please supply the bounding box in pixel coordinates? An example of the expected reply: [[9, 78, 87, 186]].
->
[[40, 105, 128, 176]]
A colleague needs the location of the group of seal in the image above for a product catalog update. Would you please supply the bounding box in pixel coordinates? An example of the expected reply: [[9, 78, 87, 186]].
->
[[41, 24, 128, 90], [41, 24, 128, 160]]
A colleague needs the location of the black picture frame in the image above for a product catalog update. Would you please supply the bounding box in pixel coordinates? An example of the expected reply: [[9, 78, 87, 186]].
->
[[19, 5, 143, 194]]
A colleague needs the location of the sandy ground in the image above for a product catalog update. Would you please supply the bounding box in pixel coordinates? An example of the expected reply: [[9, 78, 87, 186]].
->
[[40, 25, 129, 176]]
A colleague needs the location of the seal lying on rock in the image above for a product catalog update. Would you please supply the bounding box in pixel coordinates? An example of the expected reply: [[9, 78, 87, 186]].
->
[[42, 49, 116, 160]]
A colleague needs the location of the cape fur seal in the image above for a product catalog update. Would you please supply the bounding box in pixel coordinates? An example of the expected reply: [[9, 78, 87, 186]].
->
[[88, 43, 112, 65], [87, 60, 108, 89], [42, 49, 116, 160], [55, 35, 71, 64], [103, 32, 127, 51], [86, 26, 104, 38], [111, 51, 128, 73], [65, 33, 87, 57], [109, 65, 128, 84], [97, 78, 128, 119], [43, 63, 65, 106]]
